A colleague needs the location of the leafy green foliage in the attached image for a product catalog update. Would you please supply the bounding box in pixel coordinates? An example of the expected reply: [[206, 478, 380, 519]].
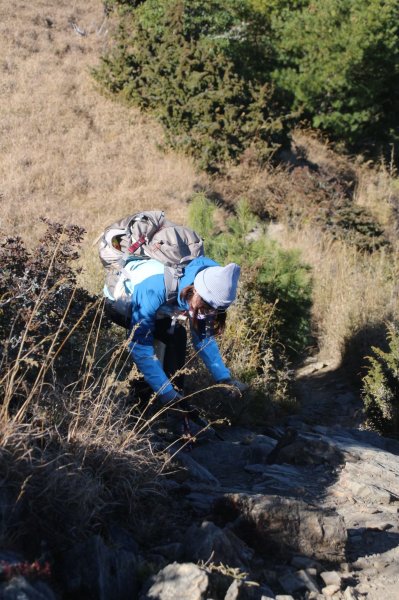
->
[[94, 0, 287, 171], [273, 0, 399, 151], [362, 323, 399, 437], [97, 0, 399, 165], [189, 195, 313, 357]]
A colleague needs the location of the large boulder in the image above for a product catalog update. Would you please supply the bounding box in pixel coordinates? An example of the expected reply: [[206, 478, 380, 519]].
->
[[215, 494, 346, 562]]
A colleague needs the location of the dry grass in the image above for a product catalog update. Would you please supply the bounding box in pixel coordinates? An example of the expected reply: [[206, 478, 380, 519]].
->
[[0, 0, 206, 292], [294, 128, 399, 232], [268, 222, 399, 362], [213, 130, 399, 366], [0, 224, 180, 554], [286, 131, 399, 361], [0, 288, 173, 552]]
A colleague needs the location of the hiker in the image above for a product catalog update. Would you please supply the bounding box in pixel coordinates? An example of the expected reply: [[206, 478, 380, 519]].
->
[[119, 256, 247, 409], [99, 210, 248, 420]]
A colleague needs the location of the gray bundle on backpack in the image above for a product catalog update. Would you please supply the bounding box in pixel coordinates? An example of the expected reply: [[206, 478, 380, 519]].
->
[[98, 210, 204, 327]]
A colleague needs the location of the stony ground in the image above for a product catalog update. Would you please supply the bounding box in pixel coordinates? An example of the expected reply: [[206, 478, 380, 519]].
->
[[150, 362, 399, 600]]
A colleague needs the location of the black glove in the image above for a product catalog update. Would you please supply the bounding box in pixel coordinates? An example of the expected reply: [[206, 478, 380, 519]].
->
[[219, 378, 249, 398]]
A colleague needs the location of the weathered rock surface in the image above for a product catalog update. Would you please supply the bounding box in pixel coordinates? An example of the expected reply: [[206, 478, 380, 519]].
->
[[141, 562, 208, 600], [215, 493, 346, 562], [182, 521, 254, 569], [176, 420, 399, 600], [0, 576, 56, 600], [59, 533, 139, 600], [224, 579, 275, 599]]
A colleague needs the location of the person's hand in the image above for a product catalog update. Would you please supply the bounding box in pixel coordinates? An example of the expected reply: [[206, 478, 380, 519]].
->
[[219, 378, 249, 398], [158, 388, 183, 407]]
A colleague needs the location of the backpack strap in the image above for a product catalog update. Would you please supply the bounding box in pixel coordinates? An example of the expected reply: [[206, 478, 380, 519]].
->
[[164, 255, 197, 303], [164, 265, 185, 303], [127, 235, 147, 255]]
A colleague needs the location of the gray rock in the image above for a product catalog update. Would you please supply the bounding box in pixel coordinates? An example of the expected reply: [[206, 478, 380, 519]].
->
[[224, 579, 275, 599], [278, 572, 306, 594], [245, 437, 277, 464], [151, 543, 183, 561], [142, 562, 208, 600], [290, 556, 322, 571], [268, 436, 343, 467], [296, 570, 320, 593], [60, 533, 138, 600], [0, 576, 56, 600], [185, 491, 216, 513], [322, 584, 341, 597], [245, 464, 270, 474], [343, 588, 361, 599], [347, 481, 392, 505], [218, 494, 346, 561], [182, 521, 253, 570], [176, 453, 220, 486], [304, 568, 318, 578], [320, 571, 342, 587]]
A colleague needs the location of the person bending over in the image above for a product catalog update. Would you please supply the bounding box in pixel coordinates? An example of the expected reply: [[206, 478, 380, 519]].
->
[[123, 256, 247, 408]]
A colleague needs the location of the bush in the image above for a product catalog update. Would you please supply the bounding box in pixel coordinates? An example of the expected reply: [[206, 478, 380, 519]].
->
[[98, 0, 398, 163], [362, 323, 399, 437], [273, 0, 399, 153], [189, 195, 313, 358], [187, 196, 311, 421], [94, 0, 288, 171], [0, 220, 96, 395], [0, 222, 164, 552]]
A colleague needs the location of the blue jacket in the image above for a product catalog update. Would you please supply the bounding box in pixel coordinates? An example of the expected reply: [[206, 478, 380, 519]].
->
[[124, 256, 231, 401]]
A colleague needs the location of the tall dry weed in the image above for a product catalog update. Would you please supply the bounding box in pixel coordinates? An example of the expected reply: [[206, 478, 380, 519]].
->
[[269, 223, 399, 364], [0, 222, 170, 553]]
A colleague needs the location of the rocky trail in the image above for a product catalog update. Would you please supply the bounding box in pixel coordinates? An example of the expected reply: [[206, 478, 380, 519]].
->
[[2, 365, 398, 600], [137, 363, 399, 600]]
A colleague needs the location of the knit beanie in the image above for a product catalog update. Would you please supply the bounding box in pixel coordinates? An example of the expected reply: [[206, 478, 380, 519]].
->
[[194, 263, 241, 309]]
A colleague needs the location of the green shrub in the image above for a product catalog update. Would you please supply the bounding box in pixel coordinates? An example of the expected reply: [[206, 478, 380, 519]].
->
[[362, 323, 399, 437], [189, 195, 313, 357], [94, 0, 288, 171], [273, 0, 399, 153], [98, 0, 399, 163]]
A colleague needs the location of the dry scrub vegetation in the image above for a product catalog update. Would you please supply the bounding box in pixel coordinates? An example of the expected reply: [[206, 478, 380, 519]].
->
[[0, 221, 174, 555], [215, 134, 399, 365]]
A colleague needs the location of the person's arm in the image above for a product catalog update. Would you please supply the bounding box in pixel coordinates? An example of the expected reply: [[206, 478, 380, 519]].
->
[[190, 329, 249, 397], [129, 277, 181, 403], [190, 328, 231, 383]]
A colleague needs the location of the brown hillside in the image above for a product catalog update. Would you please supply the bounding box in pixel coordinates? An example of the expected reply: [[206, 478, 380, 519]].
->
[[0, 0, 204, 290]]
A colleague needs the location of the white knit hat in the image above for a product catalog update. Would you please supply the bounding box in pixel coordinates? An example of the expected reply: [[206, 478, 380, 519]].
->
[[194, 263, 241, 309]]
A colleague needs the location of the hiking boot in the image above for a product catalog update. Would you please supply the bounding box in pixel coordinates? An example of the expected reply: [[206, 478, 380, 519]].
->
[[151, 410, 193, 443]]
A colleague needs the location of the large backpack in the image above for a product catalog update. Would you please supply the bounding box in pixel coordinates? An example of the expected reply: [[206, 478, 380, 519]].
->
[[97, 210, 204, 327]]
